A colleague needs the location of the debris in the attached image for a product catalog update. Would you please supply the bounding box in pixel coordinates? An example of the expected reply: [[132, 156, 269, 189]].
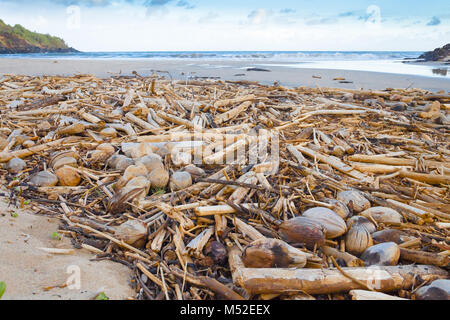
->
[[0, 74, 448, 300]]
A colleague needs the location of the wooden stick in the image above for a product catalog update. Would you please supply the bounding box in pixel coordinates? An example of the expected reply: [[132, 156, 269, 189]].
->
[[400, 248, 450, 267]]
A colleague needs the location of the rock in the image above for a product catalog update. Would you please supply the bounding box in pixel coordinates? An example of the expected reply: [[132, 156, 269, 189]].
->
[[169, 171, 192, 191], [337, 190, 370, 213], [414, 279, 450, 300], [6, 157, 26, 173], [29, 171, 58, 187], [361, 242, 400, 266], [418, 44, 450, 62]]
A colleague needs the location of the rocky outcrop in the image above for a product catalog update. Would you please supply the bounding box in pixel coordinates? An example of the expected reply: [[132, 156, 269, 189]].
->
[[0, 19, 77, 54], [418, 44, 450, 62]]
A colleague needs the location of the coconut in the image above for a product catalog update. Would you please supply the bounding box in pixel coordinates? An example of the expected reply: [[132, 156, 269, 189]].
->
[[22, 140, 35, 148], [345, 224, 373, 255], [337, 190, 371, 213], [360, 207, 403, 224], [323, 198, 351, 219], [148, 167, 170, 189], [169, 171, 192, 191], [91, 143, 115, 162], [6, 158, 26, 173], [171, 151, 192, 167], [114, 220, 148, 246], [48, 150, 79, 169], [128, 142, 155, 159], [52, 156, 77, 170], [371, 229, 416, 244], [242, 238, 307, 268], [99, 127, 117, 138], [55, 167, 81, 186], [155, 143, 174, 157], [278, 216, 326, 250], [123, 176, 151, 202], [302, 207, 347, 239], [361, 242, 400, 266], [414, 279, 450, 300], [347, 215, 377, 233], [29, 171, 58, 187], [136, 153, 164, 172], [108, 154, 134, 172], [183, 164, 205, 177]]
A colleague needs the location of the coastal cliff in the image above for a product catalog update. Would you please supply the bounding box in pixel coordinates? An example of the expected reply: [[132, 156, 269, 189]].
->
[[0, 19, 77, 54], [418, 43, 450, 62]]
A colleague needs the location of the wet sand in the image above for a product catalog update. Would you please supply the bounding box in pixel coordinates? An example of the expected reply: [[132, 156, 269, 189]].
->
[[1, 58, 449, 92]]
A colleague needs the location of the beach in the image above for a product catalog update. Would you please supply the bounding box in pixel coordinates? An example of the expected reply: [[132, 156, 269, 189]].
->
[[1, 58, 449, 92]]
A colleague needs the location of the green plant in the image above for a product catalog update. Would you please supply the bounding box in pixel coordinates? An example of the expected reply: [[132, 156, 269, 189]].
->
[[51, 232, 61, 240], [95, 292, 109, 300], [0, 282, 6, 299], [11, 212, 18, 218], [152, 187, 166, 196]]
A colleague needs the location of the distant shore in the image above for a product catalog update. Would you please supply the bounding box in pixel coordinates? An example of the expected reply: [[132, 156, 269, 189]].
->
[[1, 58, 449, 92]]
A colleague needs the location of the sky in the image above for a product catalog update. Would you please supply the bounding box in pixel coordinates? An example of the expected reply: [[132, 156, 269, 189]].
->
[[0, 0, 449, 51]]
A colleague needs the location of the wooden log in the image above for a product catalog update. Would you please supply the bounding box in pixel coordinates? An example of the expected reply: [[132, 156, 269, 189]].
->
[[349, 290, 408, 300], [0, 137, 79, 163], [321, 246, 364, 267], [400, 248, 450, 267], [214, 94, 255, 108], [228, 247, 448, 295], [295, 145, 373, 183], [214, 101, 252, 125], [125, 112, 158, 130], [398, 169, 450, 185], [348, 154, 450, 169]]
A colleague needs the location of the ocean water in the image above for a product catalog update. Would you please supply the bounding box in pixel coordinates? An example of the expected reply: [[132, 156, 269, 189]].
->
[[0, 50, 423, 61], [0, 51, 448, 78]]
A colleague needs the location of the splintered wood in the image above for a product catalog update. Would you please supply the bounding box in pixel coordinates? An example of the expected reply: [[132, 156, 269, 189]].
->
[[0, 73, 448, 301]]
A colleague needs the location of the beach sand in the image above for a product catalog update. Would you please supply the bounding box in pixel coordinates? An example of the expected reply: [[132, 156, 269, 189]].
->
[[0, 189, 135, 300], [1, 58, 449, 92]]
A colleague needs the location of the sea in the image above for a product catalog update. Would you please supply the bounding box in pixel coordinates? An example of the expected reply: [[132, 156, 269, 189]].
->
[[1, 51, 448, 78]]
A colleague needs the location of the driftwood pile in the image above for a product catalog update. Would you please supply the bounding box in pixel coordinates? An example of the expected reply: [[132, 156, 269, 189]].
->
[[0, 73, 449, 300]]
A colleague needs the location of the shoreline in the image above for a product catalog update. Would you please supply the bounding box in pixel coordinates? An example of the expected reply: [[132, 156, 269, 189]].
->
[[1, 58, 449, 92]]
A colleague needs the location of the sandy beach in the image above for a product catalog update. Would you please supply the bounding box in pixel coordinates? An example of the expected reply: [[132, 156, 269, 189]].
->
[[1, 58, 449, 92]]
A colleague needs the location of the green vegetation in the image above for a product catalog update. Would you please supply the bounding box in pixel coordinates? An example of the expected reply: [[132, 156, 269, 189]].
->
[[51, 232, 62, 240], [0, 18, 76, 53], [0, 282, 5, 299], [95, 292, 109, 300]]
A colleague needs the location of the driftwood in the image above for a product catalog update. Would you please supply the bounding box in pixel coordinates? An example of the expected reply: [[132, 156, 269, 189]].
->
[[1, 74, 449, 301], [228, 246, 448, 295]]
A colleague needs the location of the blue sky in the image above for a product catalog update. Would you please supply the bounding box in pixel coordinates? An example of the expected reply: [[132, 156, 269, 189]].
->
[[0, 0, 448, 51]]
